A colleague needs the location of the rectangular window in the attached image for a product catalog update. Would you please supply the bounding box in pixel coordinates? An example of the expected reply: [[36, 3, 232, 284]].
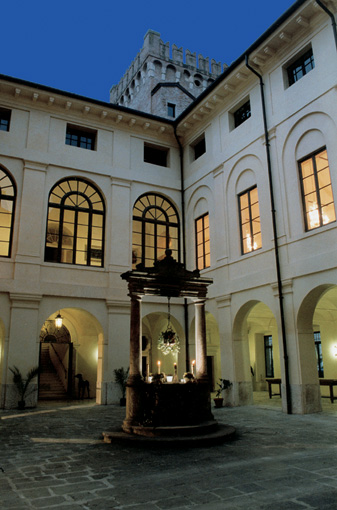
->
[[287, 47, 315, 87], [314, 331, 324, 378], [65, 125, 96, 150], [167, 103, 176, 118], [264, 335, 274, 378], [234, 100, 251, 128], [191, 134, 206, 161], [144, 142, 169, 167], [195, 213, 210, 270], [239, 186, 262, 254], [299, 148, 335, 231], [0, 108, 11, 132]]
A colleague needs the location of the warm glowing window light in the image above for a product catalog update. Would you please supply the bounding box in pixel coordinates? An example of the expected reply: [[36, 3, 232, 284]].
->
[[239, 186, 262, 255], [299, 148, 336, 231]]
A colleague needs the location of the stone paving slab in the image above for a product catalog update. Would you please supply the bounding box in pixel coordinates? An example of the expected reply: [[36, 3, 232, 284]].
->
[[0, 397, 337, 509]]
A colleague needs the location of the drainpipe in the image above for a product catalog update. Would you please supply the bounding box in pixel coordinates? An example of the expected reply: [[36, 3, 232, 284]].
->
[[315, 0, 337, 51], [174, 125, 190, 372], [245, 55, 292, 414]]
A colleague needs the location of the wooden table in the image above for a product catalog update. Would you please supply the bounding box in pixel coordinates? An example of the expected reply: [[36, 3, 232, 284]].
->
[[265, 378, 282, 399], [319, 379, 337, 403]]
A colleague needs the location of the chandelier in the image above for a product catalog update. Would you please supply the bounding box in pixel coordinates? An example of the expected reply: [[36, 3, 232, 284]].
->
[[158, 297, 180, 355]]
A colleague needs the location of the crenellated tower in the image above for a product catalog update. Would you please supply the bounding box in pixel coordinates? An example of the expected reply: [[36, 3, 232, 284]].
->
[[110, 30, 227, 119]]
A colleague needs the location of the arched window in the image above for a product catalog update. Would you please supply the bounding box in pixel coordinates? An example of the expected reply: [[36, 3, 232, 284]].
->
[[45, 178, 105, 267], [0, 167, 16, 257], [132, 193, 180, 268]]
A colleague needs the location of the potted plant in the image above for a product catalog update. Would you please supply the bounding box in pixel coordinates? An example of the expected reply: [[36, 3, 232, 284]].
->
[[114, 367, 129, 406], [9, 366, 39, 410], [214, 378, 232, 408]]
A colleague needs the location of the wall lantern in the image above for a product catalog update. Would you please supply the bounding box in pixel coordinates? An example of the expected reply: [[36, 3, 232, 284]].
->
[[55, 311, 63, 329]]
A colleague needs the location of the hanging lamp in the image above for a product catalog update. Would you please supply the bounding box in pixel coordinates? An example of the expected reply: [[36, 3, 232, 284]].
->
[[158, 297, 180, 355]]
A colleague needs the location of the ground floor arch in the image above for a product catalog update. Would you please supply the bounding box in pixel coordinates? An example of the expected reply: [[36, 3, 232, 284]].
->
[[38, 307, 103, 402]]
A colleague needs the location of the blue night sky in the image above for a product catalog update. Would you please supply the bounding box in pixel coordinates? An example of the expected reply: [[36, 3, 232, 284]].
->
[[3, 0, 297, 102]]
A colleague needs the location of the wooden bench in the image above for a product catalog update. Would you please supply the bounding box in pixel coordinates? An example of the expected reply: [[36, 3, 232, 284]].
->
[[319, 379, 337, 403], [265, 378, 281, 399]]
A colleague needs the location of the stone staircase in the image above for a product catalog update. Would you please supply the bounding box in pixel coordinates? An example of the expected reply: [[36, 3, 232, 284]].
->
[[39, 343, 68, 400]]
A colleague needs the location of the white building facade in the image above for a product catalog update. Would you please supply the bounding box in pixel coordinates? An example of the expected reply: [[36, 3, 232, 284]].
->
[[1, 0, 337, 413]]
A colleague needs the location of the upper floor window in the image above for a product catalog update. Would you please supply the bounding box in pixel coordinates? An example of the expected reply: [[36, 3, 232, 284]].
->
[[0, 108, 11, 132], [234, 100, 251, 128], [239, 186, 262, 254], [45, 178, 105, 267], [144, 142, 169, 167], [195, 213, 210, 270], [0, 167, 16, 257], [167, 103, 176, 118], [191, 133, 206, 161], [287, 47, 315, 87], [65, 124, 96, 150], [132, 193, 180, 268], [299, 148, 335, 231]]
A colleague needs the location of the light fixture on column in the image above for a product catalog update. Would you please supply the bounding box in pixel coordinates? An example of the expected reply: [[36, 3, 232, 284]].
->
[[158, 297, 180, 355], [55, 311, 63, 329]]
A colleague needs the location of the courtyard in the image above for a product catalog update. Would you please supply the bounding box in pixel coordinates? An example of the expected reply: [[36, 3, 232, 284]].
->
[[0, 394, 337, 509]]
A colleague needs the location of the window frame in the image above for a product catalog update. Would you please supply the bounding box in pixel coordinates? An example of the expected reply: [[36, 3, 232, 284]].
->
[[238, 185, 262, 255], [298, 147, 336, 231], [44, 177, 105, 267], [143, 142, 169, 167], [65, 124, 96, 151], [286, 46, 315, 87], [264, 335, 274, 378], [233, 100, 251, 128], [191, 133, 206, 161], [314, 331, 324, 379], [0, 107, 11, 132], [0, 167, 16, 258], [132, 192, 180, 268], [195, 212, 210, 270], [167, 103, 176, 118]]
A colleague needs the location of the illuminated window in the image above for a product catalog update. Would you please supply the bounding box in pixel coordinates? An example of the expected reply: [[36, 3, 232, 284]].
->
[[45, 178, 105, 267], [0, 167, 16, 257], [239, 186, 262, 254], [314, 331, 324, 378], [195, 213, 210, 270], [299, 148, 335, 231], [132, 193, 180, 268], [287, 47, 315, 87], [264, 335, 274, 378], [65, 125, 96, 150]]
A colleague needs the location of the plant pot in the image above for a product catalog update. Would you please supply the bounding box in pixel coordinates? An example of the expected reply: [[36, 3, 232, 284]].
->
[[213, 397, 223, 408], [18, 400, 25, 410], [120, 397, 126, 407]]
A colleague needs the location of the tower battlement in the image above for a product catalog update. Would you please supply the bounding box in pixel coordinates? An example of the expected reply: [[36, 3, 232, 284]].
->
[[110, 30, 227, 117]]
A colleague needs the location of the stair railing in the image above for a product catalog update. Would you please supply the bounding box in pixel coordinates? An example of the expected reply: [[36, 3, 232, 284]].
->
[[49, 343, 68, 391]]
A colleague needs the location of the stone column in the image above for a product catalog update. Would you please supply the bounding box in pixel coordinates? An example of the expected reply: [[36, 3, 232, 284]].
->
[[123, 293, 142, 432], [194, 299, 208, 382]]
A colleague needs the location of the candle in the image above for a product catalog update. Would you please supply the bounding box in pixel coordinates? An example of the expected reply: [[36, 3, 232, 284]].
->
[[191, 360, 195, 375], [174, 362, 177, 372], [157, 360, 161, 374]]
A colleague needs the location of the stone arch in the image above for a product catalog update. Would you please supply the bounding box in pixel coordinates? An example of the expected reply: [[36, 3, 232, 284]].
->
[[153, 59, 162, 77], [194, 73, 202, 87], [281, 112, 337, 239], [166, 64, 176, 81], [38, 307, 104, 403], [226, 154, 269, 259], [232, 300, 279, 406]]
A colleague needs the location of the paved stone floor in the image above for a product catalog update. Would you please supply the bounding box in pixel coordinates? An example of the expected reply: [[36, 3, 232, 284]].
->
[[1, 393, 337, 509]]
